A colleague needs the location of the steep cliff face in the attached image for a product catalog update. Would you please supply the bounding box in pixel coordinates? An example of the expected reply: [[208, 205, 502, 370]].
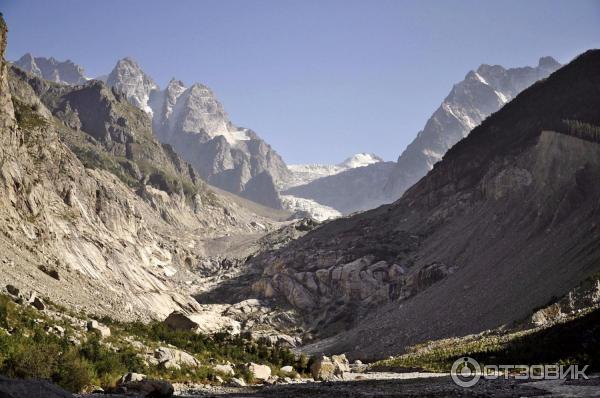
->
[[250, 51, 600, 358], [383, 57, 561, 200], [1, 17, 285, 323]]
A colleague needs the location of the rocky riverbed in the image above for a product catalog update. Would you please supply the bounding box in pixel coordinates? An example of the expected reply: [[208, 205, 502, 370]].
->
[[73, 373, 600, 397]]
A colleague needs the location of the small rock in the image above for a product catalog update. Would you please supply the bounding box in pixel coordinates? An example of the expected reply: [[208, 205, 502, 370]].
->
[[215, 375, 224, 384], [229, 377, 246, 387], [31, 297, 45, 311], [6, 284, 19, 296], [38, 265, 60, 280]]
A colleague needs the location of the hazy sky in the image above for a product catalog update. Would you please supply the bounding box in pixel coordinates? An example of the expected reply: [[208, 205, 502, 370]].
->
[[3, 0, 600, 164]]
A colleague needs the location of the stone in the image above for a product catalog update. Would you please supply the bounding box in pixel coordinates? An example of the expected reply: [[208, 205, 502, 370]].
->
[[5, 285, 19, 296], [310, 354, 349, 381], [0, 375, 72, 398], [215, 375, 224, 384], [87, 320, 111, 338], [163, 311, 200, 332], [163, 310, 241, 335], [280, 365, 294, 373], [155, 347, 199, 369], [213, 364, 235, 376], [38, 265, 60, 280], [117, 372, 146, 385], [30, 297, 45, 311], [246, 362, 271, 382], [229, 377, 246, 387], [118, 379, 173, 398]]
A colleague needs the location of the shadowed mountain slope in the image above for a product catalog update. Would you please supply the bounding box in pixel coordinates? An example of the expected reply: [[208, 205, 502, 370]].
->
[[249, 50, 600, 359]]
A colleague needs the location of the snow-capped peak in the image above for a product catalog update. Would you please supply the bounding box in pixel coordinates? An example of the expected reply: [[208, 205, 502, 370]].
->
[[339, 153, 383, 169]]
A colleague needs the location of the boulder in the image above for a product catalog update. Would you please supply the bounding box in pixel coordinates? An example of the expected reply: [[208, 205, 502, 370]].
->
[[155, 347, 199, 369], [87, 320, 111, 338], [246, 362, 271, 382], [117, 372, 146, 385], [118, 379, 173, 398], [5, 285, 19, 297], [163, 310, 241, 335], [280, 365, 294, 373], [332, 354, 350, 373], [310, 354, 349, 381], [163, 311, 199, 332], [0, 376, 72, 398], [30, 297, 45, 311], [213, 364, 235, 376], [229, 378, 246, 387]]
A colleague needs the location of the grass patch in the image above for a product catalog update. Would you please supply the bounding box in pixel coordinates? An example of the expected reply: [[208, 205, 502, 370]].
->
[[0, 294, 309, 393], [373, 306, 600, 373]]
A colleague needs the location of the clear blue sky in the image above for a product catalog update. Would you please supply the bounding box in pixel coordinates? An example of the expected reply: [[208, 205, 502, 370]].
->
[[3, 0, 599, 164]]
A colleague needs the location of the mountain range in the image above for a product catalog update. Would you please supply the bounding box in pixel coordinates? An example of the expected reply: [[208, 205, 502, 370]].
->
[[12, 53, 561, 221]]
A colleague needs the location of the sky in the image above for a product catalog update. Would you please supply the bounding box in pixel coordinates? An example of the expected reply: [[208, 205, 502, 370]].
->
[[2, 0, 600, 164]]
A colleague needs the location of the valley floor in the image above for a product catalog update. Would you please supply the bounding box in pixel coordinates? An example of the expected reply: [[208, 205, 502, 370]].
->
[[78, 373, 600, 397]]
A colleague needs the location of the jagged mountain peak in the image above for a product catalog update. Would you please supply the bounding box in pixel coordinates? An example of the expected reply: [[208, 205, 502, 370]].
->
[[383, 56, 561, 199], [107, 57, 157, 114], [14, 53, 87, 85], [538, 55, 561, 70]]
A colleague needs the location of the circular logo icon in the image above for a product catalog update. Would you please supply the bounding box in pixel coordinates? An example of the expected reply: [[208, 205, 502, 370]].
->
[[451, 357, 481, 387]]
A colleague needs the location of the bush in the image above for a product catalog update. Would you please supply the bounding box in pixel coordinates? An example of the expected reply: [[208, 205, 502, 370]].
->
[[56, 349, 94, 392]]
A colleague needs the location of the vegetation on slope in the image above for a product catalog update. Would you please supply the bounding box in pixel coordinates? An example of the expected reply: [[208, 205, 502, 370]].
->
[[373, 306, 600, 373], [0, 294, 310, 393]]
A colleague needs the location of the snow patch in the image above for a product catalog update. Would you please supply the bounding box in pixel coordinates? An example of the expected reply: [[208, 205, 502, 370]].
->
[[281, 195, 342, 222]]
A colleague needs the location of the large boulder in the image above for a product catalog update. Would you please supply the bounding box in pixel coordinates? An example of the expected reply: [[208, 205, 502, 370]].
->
[[86, 320, 111, 338], [155, 347, 199, 370], [0, 376, 72, 398], [310, 354, 350, 381], [163, 310, 241, 335], [213, 364, 235, 376], [117, 379, 173, 398], [246, 362, 271, 382]]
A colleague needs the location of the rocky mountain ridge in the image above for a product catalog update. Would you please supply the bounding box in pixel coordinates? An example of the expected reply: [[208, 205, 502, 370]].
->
[[14, 53, 88, 85]]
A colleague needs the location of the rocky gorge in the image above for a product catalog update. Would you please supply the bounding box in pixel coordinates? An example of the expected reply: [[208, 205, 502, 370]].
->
[[1, 7, 600, 398]]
